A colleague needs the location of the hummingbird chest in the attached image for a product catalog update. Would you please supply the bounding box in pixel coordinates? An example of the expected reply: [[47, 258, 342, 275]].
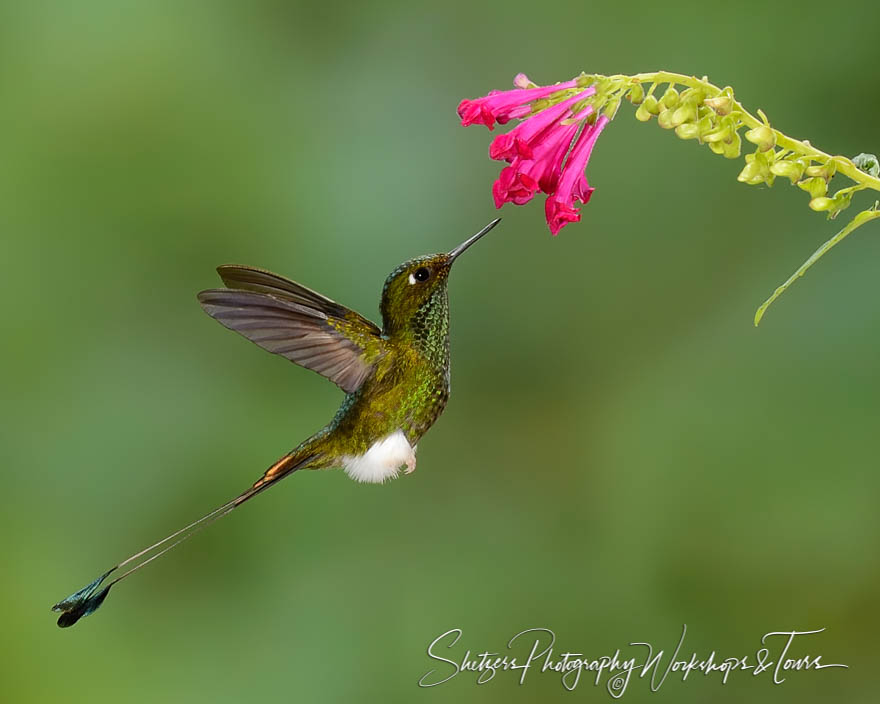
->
[[315, 271, 459, 481], [332, 348, 449, 444]]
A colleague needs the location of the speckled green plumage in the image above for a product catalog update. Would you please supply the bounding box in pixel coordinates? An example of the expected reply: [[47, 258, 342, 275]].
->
[[293, 253, 454, 468]]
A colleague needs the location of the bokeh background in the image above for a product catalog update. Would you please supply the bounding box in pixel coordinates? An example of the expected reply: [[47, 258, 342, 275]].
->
[[2, 1, 879, 701]]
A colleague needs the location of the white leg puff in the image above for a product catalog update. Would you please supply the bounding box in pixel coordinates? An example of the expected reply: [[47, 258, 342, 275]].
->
[[342, 430, 416, 484]]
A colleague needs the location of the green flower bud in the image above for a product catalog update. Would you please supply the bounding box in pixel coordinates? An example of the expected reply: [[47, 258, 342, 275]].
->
[[704, 95, 733, 115], [694, 113, 715, 135], [636, 103, 654, 122], [708, 140, 726, 155], [808, 197, 834, 211], [660, 86, 680, 110], [657, 108, 676, 129], [742, 150, 773, 177], [829, 189, 855, 215], [805, 160, 837, 179], [769, 160, 806, 183], [642, 94, 660, 115], [675, 122, 701, 140], [797, 177, 828, 198], [744, 125, 776, 152], [702, 124, 732, 143], [635, 104, 653, 121], [722, 131, 742, 159], [737, 161, 765, 184], [628, 83, 645, 105], [670, 103, 697, 127]]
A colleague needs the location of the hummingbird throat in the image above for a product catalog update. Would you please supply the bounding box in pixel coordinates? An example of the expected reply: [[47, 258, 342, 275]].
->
[[409, 287, 450, 369]]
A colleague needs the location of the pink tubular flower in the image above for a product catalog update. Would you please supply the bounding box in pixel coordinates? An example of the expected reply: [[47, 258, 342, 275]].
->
[[544, 115, 609, 235], [457, 79, 578, 130], [492, 166, 537, 207], [488, 88, 595, 162], [491, 117, 583, 207], [459, 74, 611, 235]]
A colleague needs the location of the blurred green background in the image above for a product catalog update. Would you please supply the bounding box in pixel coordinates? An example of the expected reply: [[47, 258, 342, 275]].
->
[[2, 0, 878, 701]]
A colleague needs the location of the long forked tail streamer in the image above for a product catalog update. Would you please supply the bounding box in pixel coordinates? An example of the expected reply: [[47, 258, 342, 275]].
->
[[51, 452, 313, 628]]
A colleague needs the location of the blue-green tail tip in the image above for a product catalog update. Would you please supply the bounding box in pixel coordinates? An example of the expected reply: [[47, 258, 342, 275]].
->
[[52, 568, 116, 628]]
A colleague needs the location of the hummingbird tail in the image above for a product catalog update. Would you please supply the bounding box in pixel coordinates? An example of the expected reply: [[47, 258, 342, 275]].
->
[[51, 449, 319, 628]]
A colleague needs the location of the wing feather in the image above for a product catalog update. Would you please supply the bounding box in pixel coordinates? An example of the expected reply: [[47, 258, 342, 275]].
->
[[198, 270, 385, 393]]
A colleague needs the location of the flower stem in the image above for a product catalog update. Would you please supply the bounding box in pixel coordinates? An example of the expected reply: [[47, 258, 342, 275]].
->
[[580, 70, 880, 323], [621, 71, 880, 192]]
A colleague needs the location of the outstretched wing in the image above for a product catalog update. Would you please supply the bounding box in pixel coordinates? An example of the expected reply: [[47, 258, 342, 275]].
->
[[198, 265, 385, 393]]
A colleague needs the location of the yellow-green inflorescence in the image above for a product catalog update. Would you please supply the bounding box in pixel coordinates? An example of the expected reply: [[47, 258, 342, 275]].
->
[[543, 71, 880, 325]]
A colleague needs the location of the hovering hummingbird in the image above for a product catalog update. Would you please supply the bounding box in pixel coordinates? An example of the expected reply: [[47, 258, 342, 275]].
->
[[52, 219, 501, 628]]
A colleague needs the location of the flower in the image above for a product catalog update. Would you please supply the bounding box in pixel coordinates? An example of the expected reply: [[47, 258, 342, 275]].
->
[[544, 115, 609, 234], [491, 116, 584, 207], [488, 87, 596, 162], [457, 78, 578, 130], [460, 74, 611, 235]]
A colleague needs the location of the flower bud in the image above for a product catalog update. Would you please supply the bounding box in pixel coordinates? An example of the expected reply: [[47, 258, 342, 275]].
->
[[737, 161, 765, 184], [805, 160, 837, 179], [657, 108, 676, 130], [635, 103, 654, 122], [797, 177, 828, 198], [744, 125, 776, 152], [628, 83, 645, 105], [702, 124, 732, 143], [660, 87, 679, 110], [704, 95, 733, 115], [675, 122, 701, 140], [769, 160, 805, 183], [514, 73, 535, 89], [670, 103, 697, 127], [678, 87, 705, 103], [808, 197, 834, 211], [722, 132, 742, 159], [695, 113, 715, 135], [708, 140, 726, 155], [829, 189, 854, 215]]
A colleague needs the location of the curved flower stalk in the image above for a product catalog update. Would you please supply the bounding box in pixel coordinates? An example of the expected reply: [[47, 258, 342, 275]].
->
[[459, 72, 880, 324]]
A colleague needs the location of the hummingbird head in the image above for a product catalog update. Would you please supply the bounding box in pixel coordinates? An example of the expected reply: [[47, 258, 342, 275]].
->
[[379, 219, 500, 336]]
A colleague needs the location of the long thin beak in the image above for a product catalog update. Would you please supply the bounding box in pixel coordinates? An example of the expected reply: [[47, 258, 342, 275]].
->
[[448, 218, 501, 263]]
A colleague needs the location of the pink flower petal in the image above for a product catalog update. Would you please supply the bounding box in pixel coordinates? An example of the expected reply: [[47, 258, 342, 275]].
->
[[458, 79, 579, 129], [556, 115, 609, 204], [544, 197, 581, 235], [488, 90, 595, 162], [492, 164, 539, 208]]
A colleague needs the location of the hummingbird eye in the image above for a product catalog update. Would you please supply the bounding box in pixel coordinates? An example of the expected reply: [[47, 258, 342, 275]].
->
[[411, 267, 431, 283]]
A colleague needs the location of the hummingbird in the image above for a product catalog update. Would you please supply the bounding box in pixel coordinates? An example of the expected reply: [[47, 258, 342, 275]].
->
[[51, 219, 500, 627]]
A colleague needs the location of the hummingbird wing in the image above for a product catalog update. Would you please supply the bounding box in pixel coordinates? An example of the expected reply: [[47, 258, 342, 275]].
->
[[198, 265, 385, 393]]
